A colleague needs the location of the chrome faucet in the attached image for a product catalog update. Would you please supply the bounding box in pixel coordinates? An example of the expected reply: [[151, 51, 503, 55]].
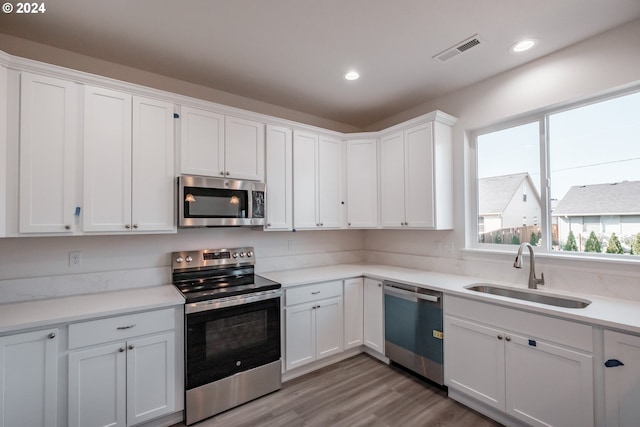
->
[[513, 242, 545, 289]]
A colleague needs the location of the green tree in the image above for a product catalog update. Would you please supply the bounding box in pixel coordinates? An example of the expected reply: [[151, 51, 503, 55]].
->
[[563, 230, 578, 252], [529, 232, 537, 246], [511, 234, 521, 245], [494, 233, 502, 244], [632, 233, 640, 256], [606, 233, 624, 254], [584, 231, 601, 253]]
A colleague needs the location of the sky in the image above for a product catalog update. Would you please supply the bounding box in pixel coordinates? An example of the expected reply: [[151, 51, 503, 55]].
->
[[477, 90, 640, 201]]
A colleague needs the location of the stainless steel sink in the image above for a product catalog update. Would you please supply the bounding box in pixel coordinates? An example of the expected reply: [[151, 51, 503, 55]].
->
[[465, 284, 591, 309]]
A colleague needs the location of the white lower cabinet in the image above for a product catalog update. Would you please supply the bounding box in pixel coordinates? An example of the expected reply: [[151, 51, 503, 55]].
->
[[604, 330, 640, 427], [285, 281, 344, 371], [363, 278, 384, 353], [343, 278, 364, 349], [0, 328, 59, 427], [445, 296, 594, 427], [68, 309, 178, 427]]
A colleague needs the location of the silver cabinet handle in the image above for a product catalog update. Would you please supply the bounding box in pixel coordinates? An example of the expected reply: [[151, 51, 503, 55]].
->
[[311, 291, 320, 295], [505, 336, 512, 342], [48, 333, 56, 339], [116, 324, 136, 330]]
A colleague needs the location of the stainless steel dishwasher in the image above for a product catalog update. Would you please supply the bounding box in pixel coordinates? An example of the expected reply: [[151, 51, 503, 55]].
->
[[383, 280, 444, 385]]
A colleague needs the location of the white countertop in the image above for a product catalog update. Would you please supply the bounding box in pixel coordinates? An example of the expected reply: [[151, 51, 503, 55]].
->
[[261, 263, 640, 335], [0, 285, 184, 335]]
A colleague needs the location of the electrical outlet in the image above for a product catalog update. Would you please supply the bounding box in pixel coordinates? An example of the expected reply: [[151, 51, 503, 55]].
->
[[69, 251, 82, 268]]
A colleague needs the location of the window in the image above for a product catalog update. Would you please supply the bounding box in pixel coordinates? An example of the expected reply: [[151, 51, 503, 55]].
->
[[474, 88, 640, 257]]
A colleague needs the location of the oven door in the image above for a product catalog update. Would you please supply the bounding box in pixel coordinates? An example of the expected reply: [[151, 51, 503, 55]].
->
[[185, 292, 281, 390]]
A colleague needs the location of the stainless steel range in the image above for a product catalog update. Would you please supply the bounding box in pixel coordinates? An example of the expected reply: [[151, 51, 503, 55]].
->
[[171, 247, 282, 425]]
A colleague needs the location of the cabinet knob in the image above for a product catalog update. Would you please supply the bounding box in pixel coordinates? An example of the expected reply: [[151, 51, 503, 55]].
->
[[64, 225, 71, 230], [220, 171, 225, 176], [320, 223, 324, 227], [133, 224, 138, 229], [505, 336, 511, 342], [348, 223, 351, 226], [48, 333, 56, 339], [497, 335, 503, 340], [267, 223, 271, 227], [125, 224, 131, 229], [225, 171, 230, 176], [378, 283, 382, 287], [128, 344, 134, 350], [119, 347, 125, 352]]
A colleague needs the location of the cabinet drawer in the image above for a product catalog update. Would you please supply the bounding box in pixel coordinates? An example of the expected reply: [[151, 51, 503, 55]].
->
[[68, 308, 176, 349], [286, 281, 343, 306]]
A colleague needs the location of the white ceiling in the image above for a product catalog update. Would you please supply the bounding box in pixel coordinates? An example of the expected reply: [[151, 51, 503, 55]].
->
[[2, 0, 640, 129]]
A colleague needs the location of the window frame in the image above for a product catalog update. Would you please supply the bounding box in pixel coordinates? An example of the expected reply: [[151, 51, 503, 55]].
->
[[468, 84, 640, 260]]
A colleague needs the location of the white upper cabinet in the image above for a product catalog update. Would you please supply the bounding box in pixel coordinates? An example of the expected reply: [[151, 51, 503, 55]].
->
[[0, 64, 8, 237], [265, 125, 293, 230], [293, 131, 343, 230], [346, 139, 378, 228], [179, 107, 265, 181], [131, 96, 176, 232], [84, 86, 175, 233], [180, 106, 224, 178], [225, 116, 265, 181], [19, 72, 79, 234], [380, 114, 454, 229]]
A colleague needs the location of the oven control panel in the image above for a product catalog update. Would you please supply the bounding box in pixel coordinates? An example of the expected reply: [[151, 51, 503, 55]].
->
[[172, 247, 255, 270]]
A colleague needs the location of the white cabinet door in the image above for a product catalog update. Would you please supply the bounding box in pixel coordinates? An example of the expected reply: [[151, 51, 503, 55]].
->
[[69, 342, 127, 427], [317, 136, 342, 228], [285, 302, 316, 370], [83, 86, 132, 232], [343, 278, 364, 349], [0, 329, 58, 427], [363, 278, 384, 353], [126, 332, 176, 426], [265, 125, 292, 230], [0, 64, 6, 237], [292, 130, 318, 229], [505, 333, 594, 427], [131, 96, 175, 232], [19, 72, 79, 234], [404, 122, 434, 228], [225, 116, 265, 181], [444, 316, 505, 411], [346, 139, 378, 228], [315, 296, 344, 360], [604, 330, 640, 427], [379, 131, 406, 228], [179, 106, 225, 178]]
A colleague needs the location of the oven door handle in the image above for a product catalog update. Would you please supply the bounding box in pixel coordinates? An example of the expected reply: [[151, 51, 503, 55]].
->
[[186, 289, 282, 314]]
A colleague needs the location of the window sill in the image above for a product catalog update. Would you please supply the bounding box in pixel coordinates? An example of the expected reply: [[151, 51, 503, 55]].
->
[[462, 247, 640, 278]]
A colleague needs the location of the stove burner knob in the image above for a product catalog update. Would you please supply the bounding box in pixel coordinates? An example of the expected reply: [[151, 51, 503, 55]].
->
[[239, 252, 245, 258], [247, 251, 253, 258], [185, 256, 193, 263], [232, 252, 238, 258], [175, 257, 184, 264]]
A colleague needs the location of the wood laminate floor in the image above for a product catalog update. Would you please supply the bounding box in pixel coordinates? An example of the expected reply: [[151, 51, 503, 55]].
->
[[174, 354, 503, 427]]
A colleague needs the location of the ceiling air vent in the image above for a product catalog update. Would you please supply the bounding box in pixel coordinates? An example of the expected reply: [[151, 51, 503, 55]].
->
[[433, 34, 483, 63]]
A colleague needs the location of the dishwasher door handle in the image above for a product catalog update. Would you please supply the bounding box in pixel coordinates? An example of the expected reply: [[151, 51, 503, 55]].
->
[[384, 285, 417, 302], [416, 293, 440, 303]]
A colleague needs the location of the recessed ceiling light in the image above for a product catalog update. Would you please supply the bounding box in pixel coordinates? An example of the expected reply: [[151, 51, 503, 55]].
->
[[510, 38, 538, 53], [344, 71, 360, 81]]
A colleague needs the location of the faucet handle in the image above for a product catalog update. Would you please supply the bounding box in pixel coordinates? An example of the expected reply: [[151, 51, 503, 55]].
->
[[538, 272, 545, 286]]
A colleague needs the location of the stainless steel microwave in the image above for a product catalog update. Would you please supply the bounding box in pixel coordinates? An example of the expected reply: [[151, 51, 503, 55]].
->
[[178, 175, 265, 227]]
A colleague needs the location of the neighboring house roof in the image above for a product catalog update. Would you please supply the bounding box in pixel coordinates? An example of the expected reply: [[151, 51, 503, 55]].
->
[[553, 180, 640, 216], [478, 173, 540, 215]]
